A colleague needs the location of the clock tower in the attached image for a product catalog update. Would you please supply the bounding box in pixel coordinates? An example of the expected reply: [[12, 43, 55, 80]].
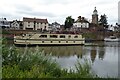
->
[[92, 7, 98, 24]]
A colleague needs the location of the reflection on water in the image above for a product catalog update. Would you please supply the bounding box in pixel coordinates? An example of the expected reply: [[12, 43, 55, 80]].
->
[[16, 41, 119, 78], [40, 46, 84, 58], [98, 47, 105, 60], [90, 49, 97, 63]]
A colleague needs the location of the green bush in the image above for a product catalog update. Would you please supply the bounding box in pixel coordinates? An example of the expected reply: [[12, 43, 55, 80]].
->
[[2, 43, 97, 78], [83, 33, 97, 39], [2, 44, 62, 78]]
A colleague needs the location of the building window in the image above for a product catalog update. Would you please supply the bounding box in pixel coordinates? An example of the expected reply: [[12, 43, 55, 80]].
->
[[45, 26, 46, 29], [60, 35, 65, 38], [40, 28, 42, 31]]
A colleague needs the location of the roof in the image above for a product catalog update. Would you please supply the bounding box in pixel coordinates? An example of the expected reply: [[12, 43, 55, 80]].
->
[[52, 22, 60, 25], [75, 16, 89, 23], [23, 17, 48, 23]]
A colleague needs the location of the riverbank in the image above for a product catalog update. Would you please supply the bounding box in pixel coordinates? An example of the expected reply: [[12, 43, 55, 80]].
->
[[2, 29, 105, 46], [2, 40, 97, 78]]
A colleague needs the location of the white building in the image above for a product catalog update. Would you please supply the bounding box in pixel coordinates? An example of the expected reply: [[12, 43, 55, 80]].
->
[[47, 22, 61, 32], [108, 25, 115, 31], [52, 22, 61, 28], [0, 18, 10, 28], [10, 20, 23, 29], [23, 17, 49, 31], [73, 16, 89, 28]]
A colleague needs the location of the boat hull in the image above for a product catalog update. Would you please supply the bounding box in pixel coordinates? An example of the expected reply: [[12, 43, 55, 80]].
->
[[14, 43, 84, 47], [14, 33, 85, 46], [14, 39, 84, 46], [104, 38, 119, 42]]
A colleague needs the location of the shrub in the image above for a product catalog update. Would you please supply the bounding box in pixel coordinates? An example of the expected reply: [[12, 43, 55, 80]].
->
[[2, 44, 62, 78], [2, 43, 97, 78]]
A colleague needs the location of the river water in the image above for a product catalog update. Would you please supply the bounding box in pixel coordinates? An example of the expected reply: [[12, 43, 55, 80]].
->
[[15, 41, 119, 78]]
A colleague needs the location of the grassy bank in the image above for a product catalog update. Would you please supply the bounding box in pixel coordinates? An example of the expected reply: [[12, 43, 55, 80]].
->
[[2, 38, 98, 78]]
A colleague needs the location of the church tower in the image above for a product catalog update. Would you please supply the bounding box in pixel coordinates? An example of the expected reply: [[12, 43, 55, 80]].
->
[[92, 7, 98, 24]]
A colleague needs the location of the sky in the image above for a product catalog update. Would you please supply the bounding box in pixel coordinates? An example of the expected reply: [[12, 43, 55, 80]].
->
[[0, 0, 119, 25]]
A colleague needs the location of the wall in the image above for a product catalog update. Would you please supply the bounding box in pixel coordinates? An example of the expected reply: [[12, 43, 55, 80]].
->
[[23, 21, 48, 30], [73, 22, 89, 28]]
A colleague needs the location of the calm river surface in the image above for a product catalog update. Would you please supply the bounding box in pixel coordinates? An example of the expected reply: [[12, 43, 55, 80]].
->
[[16, 41, 119, 78]]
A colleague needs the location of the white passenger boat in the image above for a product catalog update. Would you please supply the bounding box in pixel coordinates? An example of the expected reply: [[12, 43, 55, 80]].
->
[[14, 33, 85, 46], [104, 36, 119, 42]]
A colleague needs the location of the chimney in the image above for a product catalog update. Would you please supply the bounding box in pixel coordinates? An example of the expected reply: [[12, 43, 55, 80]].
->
[[82, 17, 84, 20], [78, 16, 81, 20]]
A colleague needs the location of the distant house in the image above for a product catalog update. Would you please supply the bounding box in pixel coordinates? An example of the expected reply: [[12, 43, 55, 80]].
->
[[52, 22, 61, 28], [48, 24, 52, 31], [48, 22, 61, 31], [108, 24, 120, 32], [73, 16, 89, 29], [0, 18, 10, 29], [108, 25, 115, 31], [10, 20, 23, 30], [23, 17, 49, 31]]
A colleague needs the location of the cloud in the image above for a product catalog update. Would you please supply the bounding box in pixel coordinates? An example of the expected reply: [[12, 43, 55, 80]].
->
[[15, 4, 33, 11], [0, 0, 119, 24], [16, 10, 57, 18], [36, 0, 77, 5], [0, 12, 23, 21]]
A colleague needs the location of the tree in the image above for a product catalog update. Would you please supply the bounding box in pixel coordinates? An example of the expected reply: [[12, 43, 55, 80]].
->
[[64, 16, 74, 29], [99, 14, 108, 26]]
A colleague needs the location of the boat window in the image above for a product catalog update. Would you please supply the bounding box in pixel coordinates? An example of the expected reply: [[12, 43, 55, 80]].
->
[[51, 41, 52, 43], [60, 35, 65, 38], [66, 41, 68, 43], [74, 41, 75, 43], [39, 35, 47, 38], [68, 35, 71, 38], [59, 41, 61, 43], [42, 41, 44, 43], [50, 35, 57, 38], [29, 34, 31, 36], [74, 35, 78, 38]]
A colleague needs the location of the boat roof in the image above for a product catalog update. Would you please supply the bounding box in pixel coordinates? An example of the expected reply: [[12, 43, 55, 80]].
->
[[26, 32, 82, 35]]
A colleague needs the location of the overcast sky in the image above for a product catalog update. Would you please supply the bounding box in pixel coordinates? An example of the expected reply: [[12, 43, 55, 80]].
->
[[0, 0, 119, 25]]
